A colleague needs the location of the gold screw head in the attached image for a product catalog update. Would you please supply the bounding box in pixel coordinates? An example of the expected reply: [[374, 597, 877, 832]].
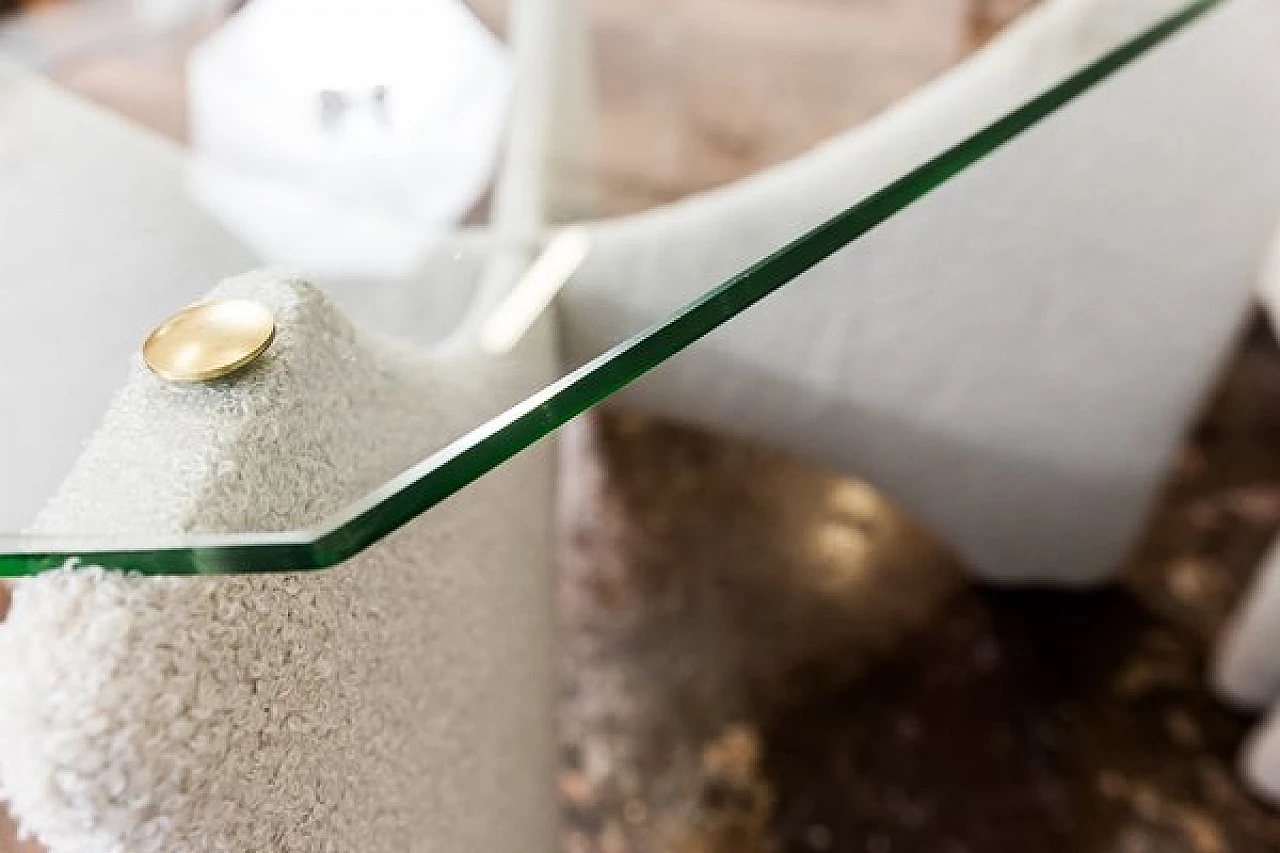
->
[[143, 299, 276, 383]]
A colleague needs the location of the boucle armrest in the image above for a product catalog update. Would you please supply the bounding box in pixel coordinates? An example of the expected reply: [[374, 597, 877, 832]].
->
[[0, 272, 558, 853]]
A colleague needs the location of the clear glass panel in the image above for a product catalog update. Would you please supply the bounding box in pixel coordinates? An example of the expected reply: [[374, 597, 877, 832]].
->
[[0, 0, 1263, 575]]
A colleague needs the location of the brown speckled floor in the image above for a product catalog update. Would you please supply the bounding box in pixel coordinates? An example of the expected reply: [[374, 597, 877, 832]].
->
[[558, 319, 1280, 853]]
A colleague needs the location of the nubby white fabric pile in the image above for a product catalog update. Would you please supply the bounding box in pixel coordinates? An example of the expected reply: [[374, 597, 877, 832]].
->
[[0, 273, 558, 852]]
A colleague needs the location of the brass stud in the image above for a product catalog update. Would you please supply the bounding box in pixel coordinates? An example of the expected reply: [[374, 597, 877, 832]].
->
[[143, 299, 276, 383]]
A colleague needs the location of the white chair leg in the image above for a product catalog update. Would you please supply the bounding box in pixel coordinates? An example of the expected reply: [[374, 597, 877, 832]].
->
[[1214, 514, 1280, 807], [1239, 706, 1280, 804], [494, 0, 595, 233], [1215, 542, 1280, 711], [540, 0, 597, 221]]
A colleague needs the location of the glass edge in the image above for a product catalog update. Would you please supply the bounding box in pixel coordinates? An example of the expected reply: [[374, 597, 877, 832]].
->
[[0, 0, 1222, 577]]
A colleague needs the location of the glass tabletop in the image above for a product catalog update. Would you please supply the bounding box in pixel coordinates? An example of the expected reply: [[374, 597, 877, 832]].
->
[[0, 0, 1248, 574]]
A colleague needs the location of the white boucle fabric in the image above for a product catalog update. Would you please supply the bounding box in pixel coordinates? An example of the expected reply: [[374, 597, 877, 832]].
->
[[562, 0, 1280, 585], [0, 272, 558, 853]]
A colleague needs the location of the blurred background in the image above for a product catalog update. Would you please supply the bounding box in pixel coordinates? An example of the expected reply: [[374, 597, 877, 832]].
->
[[5, 1, 1280, 851]]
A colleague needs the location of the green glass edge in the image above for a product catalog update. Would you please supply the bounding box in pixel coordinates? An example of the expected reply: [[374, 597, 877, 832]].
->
[[0, 0, 1222, 578]]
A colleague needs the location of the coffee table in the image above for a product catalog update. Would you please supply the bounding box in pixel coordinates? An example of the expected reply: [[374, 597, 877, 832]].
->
[[0, 0, 1276, 587]]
